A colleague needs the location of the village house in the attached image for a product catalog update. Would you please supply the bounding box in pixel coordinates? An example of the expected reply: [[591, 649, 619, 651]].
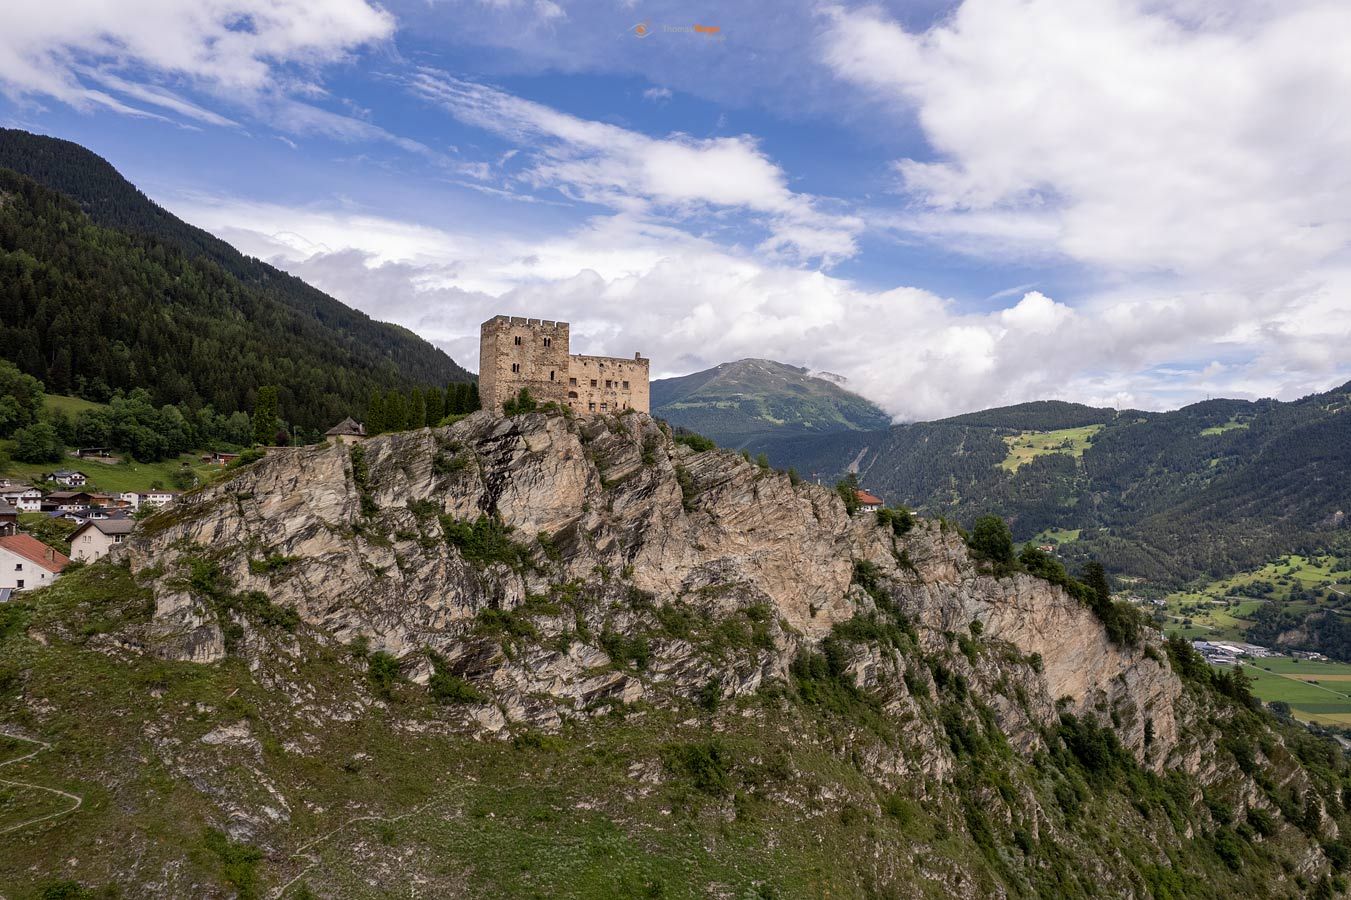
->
[[47, 470, 89, 487], [855, 489, 884, 513], [69, 518, 135, 563], [325, 417, 367, 445], [0, 534, 70, 592], [0, 483, 41, 512], [42, 490, 95, 513], [0, 500, 17, 536], [203, 452, 240, 466]]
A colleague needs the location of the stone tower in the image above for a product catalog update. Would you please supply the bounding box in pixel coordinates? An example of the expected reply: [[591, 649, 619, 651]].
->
[[478, 315, 650, 416], [478, 316, 571, 413]]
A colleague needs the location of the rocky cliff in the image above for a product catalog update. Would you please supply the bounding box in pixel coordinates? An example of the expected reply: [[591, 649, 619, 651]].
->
[[127, 410, 1179, 764], [4, 409, 1348, 897]]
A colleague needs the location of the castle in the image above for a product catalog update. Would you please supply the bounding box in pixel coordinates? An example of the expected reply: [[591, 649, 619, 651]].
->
[[478, 316, 650, 416]]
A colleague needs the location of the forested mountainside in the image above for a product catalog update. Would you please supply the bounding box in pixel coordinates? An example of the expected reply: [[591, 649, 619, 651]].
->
[[0, 129, 469, 429], [651, 358, 891, 450], [4, 408, 1351, 897], [761, 383, 1351, 588]]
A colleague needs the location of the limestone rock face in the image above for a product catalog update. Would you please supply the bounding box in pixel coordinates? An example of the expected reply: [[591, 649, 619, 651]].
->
[[127, 410, 1180, 768]]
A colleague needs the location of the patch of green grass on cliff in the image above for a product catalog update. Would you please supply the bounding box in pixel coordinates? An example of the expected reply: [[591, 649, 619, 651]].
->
[[5, 565, 1351, 897]]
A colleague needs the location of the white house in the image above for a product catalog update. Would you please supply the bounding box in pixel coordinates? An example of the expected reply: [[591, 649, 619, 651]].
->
[[0, 534, 70, 591], [47, 470, 89, 487], [0, 484, 42, 512], [854, 489, 884, 513], [119, 490, 177, 511], [69, 518, 135, 563]]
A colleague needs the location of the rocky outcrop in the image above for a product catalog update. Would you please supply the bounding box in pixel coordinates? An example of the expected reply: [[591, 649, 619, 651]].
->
[[124, 409, 1185, 774]]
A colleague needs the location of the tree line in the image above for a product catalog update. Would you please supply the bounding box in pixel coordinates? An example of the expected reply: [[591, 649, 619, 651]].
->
[[365, 382, 480, 435]]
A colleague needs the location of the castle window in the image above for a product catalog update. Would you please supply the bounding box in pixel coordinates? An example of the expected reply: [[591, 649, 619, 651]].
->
[[605, 380, 611, 388], [569, 377, 577, 386], [544, 337, 552, 347], [511, 363, 520, 373], [568, 391, 578, 399], [549, 370, 555, 381], [588, 402, 596, 411], [600, 402, 608, 410], [590, 379, 597, 387], [622, 381, 629, 389], [514, 336, 522, 346]]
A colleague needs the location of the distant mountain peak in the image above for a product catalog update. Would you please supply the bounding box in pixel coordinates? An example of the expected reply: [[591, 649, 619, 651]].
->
[[651, 357, 890, 449]]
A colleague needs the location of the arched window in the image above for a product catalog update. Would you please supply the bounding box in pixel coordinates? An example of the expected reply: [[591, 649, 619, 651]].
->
[[567, 391, 578, 399]]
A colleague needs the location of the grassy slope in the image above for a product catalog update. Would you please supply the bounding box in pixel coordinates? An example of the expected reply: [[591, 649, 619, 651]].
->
[[999, 425, 1104, 472], [4, 562, 1347, 897], [1, 452, 218, 494]]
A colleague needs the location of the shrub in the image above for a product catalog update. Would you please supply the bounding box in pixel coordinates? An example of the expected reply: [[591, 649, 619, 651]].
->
[[835, 474, 861, 515], [876, 506, 915, 536], [441, 515, 530, 568], [676, 465, 698, 511], [673, 430, 716, 453], [968, 515, 1014, 565], [663, 740, 734, 796], [367, 651, 400, 698], [502, 388, 538, 416], [429, 672, 486, 704], [600, 629, 651, 669]]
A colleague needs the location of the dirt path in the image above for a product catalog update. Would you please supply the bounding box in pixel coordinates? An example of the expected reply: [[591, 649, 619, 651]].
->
[[0, 731, 82, 836]]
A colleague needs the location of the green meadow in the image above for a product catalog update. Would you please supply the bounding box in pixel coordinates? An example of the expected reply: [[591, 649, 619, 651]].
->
[[999, 424, 1103, 472]]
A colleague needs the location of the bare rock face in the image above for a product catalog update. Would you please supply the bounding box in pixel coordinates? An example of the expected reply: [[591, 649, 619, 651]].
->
[[126, 410, 1181, 768]]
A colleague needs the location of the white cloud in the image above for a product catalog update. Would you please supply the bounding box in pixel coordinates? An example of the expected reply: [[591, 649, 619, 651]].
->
[[167, 192, 1351, 420], [642, 87, 674, 102], [0, 0, 394, 141], [407, 71, 863, 265], [820, 0, 1351, 280]]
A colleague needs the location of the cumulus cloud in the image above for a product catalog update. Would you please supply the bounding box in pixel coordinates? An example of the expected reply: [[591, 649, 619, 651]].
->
[[820, 0, 1351, 280], [166, 193, 1351, 420], [407, 71, 864, 265]]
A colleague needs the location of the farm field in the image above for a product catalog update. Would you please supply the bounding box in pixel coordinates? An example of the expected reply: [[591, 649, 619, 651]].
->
[[999, 424, 1104, 472], [42, 393, 107, 418], [1161, 552, 1351, 645], [1234, 658, 1351, 726]]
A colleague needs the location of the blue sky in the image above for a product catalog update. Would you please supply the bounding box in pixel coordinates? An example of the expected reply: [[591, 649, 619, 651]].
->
[[3, 0, 1349, 420]]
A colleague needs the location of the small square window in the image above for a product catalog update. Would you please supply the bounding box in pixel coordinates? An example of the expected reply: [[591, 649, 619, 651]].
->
[[588, 402, 596, 411], [590, 379, 597, 387], [544, 337, 551, 347], [569, 377, 577, 386], [622, 381, 629, 389], [600, 402, 608, 410], [13, 563, 21, 571], [16, 580, 23, 589]]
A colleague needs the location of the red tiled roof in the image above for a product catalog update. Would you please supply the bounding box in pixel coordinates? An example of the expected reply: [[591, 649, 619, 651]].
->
[[855, 489, 884, 506], [0, 534, 70, 573]]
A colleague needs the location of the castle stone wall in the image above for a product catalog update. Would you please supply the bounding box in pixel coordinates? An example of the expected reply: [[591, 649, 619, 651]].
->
[[479, 316, 649, 415], [478, 316, 570, 413], [567, 354, 650, 414]]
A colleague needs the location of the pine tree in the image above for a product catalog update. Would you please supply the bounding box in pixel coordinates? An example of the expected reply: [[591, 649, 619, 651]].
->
[[251, 385, 280, 446], [366, 389, 386, 436], [411, 389, 427, 429], [467, 381, 481, 412], [1083, 561, 1111, 611], [447, 382, 467, 415], [424, 386, 444, 424], [384, 389, 407, 432]]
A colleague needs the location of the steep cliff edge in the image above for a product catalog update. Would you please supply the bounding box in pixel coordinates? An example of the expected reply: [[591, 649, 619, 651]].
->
[[128, 410, 1177, 762], [2, 410, 1349, 897]]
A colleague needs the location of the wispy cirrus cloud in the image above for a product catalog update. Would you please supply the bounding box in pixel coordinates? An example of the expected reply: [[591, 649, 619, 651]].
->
[[407, 70, 864, 265]]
